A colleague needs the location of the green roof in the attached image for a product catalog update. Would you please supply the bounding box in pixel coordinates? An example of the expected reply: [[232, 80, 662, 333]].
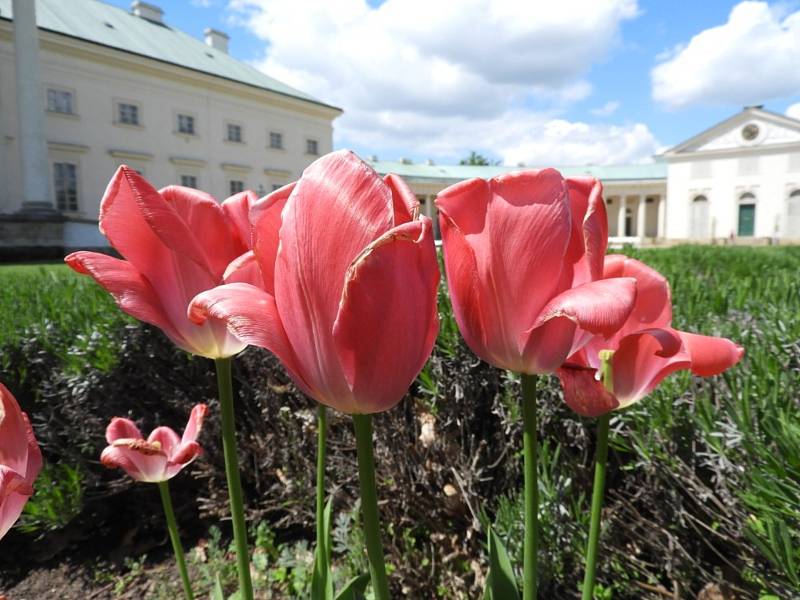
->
[[0, 0, 340, 111], [367, 160, 667, 182]]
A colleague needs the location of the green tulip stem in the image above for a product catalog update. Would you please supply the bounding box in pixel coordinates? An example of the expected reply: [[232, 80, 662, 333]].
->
[[521, 373, 539, 600], [582, 349, 615, 600], [157, 480, 194, 600], [214, 357, 254, 600], [315, 403, 328, 584], [353, 413, 391, 600]]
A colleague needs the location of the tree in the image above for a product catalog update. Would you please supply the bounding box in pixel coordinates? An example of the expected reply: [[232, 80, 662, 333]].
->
[[459, 151, 499, 166]]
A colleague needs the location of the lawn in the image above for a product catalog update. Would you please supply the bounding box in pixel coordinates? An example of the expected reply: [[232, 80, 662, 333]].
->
[[0, 245, 798, 598]]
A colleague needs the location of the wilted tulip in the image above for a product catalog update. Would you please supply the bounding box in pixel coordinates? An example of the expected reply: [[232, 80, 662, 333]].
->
[[435, 170, 637, 375], [190, 150, 440, 415], [0, 382, 42, 541], [65, 166, 257, 359], [557, 255, 745, 417], [101, 404, 207, 483]]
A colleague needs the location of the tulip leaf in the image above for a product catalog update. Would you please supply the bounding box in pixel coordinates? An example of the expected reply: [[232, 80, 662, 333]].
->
[[334, 574, 370, 600], [483, 525, 520, 600], [312, 496, 335, 600], [212, 574, 226, 600]]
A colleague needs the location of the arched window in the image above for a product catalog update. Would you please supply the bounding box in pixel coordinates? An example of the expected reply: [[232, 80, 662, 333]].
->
[[738, 192, 756, 237], [787, 189, 800, 239], [690, 195, 709, 239]]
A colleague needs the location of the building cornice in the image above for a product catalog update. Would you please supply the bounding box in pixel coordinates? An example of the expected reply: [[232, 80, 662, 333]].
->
[[663, 140, 800, 162], [0, 20, 343, 121]]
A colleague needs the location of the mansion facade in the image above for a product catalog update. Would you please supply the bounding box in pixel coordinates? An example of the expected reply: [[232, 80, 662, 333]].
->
[[369, 106, 800, 245], [0, 0, 341, 257]]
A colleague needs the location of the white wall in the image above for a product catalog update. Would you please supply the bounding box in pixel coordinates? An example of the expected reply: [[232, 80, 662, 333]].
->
[[0, 31, 336, 226], [667, 151, 800, 240]]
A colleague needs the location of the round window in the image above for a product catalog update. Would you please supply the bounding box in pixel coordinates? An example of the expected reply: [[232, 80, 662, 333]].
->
[[741, 123, 760, 141]]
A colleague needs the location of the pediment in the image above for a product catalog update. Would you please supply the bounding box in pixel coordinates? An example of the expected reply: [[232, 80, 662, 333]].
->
[[665, 108, 800, 156]]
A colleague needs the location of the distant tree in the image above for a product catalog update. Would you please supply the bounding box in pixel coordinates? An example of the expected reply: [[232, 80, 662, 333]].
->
[[459, 151, 499, 166]]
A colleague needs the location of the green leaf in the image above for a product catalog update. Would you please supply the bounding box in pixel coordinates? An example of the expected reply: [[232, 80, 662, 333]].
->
[[334, 574, 370, 600], [312, 497, 335, 600], [212, 574, 225, 600], [483, 525, 520, 600]]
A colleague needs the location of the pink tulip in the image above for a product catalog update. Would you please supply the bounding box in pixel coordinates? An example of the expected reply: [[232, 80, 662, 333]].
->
[[0, 382, 42, 540], [189, 150, 440, 414], [435, 170, 638, 374], [557, 255, 744, 417], [66, 166, 259, 358], [101, 404, 208, 482]]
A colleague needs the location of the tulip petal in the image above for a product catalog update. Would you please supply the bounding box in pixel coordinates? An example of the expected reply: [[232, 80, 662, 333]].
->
[[148, 426, 181, 457], [0, 383, 31, 476], [188, 283, 314, 397], [530, 277, 638, 337], [332, 219, 439, 413], [677, 331, 745, 376], [274, 151, 393, 402], [250, 182, 294, 294], [384, 173, 419, 225], [181, 404, 208, 445], [65, 252, 185, 347], [603, 255, 672, 335], [106, 440, 168, 483], [556, 364, 619, 418], [224, 251, 265, 288], [611, 328, 689, 407], [436, 170, 572, 368], [566, 177, 607, 287], [222, 190, 260, 250], [20, 412, 42, 488], [105, 417, 144, 444], [0, 465, 32, 540], [160, 185, 246, 278], [100, 167, 211, 276], [168, 441, 202, 469]]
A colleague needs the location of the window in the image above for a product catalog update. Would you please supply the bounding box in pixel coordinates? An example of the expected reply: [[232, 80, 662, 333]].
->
[[271, 184, 282, 191], [269, 132, 283, 149], [227, 123, 243, 143], [229, 180, 244, 195], [306, 139, 319, 155], [47, 89, 74, 114], [180, 175, 198, 188], [177, 114, 195, 135], [53, 162, 78, 211], [690, 195, 709, 239], [117, 102, 139, 125]]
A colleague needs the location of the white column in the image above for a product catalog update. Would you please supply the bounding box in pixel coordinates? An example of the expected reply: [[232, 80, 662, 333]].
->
[[13, 0, 53, 212], [637, 194, 647, 241], [657, 196, 666, 239], [424, 194, 434, 219], [617, 196, 627, 237]]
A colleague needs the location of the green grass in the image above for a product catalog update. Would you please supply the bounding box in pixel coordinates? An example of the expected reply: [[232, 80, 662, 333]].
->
[[0, 262, 131, 373], [2, 246, 799, 596]]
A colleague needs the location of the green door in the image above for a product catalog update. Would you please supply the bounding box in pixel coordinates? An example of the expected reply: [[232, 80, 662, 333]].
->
[[738, 204, 755, 237]]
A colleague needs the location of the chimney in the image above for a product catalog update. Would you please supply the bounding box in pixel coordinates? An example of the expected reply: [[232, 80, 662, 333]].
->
[[204, 28, 229, 53], [131, 1, 163, 24]]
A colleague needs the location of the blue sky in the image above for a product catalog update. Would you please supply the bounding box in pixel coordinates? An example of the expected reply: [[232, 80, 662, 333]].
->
[[107, 0, 800, 166]]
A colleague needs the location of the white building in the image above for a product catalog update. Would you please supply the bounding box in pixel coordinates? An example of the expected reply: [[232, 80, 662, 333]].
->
[[0, 0, 341, 257], [369, 106, 800, 245]]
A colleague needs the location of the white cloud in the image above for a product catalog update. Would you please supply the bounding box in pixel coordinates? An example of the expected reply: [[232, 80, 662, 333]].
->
[[343, 108, 659, 166], [230, 0, 652, 164], [590, 100, 620, 117], [788, 103, 800, 120], [652, 2, 800, 108]]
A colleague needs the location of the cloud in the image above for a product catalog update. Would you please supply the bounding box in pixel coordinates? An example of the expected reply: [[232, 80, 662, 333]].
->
[[230, 0, 653, 164], [788, 103, 800, 120], [344, 108, 659, 166], [652, 2, 800, 109], [590, 100, 620, 117]]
